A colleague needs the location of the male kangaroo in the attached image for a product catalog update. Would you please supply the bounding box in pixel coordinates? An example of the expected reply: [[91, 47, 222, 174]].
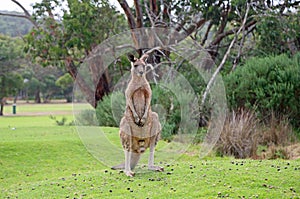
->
[[112, 53, 163, 177]]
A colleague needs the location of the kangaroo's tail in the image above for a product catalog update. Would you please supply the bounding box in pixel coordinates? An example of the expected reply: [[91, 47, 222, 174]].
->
[[111, 162, 125, 170]]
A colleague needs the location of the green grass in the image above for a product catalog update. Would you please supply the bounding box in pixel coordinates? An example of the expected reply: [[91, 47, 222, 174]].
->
[[3, 102, 90, 115], [0, 109, 299, 198]]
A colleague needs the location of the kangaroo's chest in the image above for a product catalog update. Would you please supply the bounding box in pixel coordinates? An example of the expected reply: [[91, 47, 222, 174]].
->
[[132, 88, 148, 118]]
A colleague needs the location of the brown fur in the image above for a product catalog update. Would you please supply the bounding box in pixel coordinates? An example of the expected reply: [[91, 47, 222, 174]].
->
[[111, 54, 163, 177]]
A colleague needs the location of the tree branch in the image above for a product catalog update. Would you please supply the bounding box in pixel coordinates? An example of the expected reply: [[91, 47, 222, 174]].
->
[[11, 0, 31, 18], [184, 18, 206, 36], [211, 20, 256, 46], [134, 0, 143, 28], [149, 0, 158, 15], [201, 3, 251, 108], [201, 21, 213, 46], [117, 0, 136, 29], [0, 0, 39, 28]]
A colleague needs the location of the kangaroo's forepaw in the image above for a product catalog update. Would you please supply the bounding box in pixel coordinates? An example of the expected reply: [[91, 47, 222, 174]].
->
[[139, 117, 146, 126], [148, 165, 164, 172], [134, 116, 140, 126], [124, 170, 135, 177]]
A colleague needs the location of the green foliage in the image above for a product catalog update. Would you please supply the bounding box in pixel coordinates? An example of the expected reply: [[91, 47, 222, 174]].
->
[[256, 13, 300, 56], [49, 115, 68, 126], [95, 91, 125, 127], [225, 53, 300, 126], [95, 82, 197, 142], [25, 0, 126, 67], [56, 73, 72, 90], [0, 35, 24, 101], [76, 109, 98, 126], [151, 82, 198, 141], [151, 85, 178, 141], [56, 73, 73, 102]]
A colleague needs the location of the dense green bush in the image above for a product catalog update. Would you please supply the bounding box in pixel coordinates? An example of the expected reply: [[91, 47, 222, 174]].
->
[[152, 81, 199, 141], [225, 53, 300, 126], [95, 91, 126, 127], [76, 109, 98, 126]]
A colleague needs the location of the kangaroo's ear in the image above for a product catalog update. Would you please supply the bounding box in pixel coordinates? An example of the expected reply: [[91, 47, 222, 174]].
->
[[140, 54, 149, 62], [127, 53, 136, 63]]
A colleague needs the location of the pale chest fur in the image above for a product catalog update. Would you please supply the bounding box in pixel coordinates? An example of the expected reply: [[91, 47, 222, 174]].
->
[[125, 79, 151, 118]]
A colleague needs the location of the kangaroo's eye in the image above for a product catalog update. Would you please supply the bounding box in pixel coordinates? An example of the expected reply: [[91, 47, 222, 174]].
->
[[134, 64, 138, 68]]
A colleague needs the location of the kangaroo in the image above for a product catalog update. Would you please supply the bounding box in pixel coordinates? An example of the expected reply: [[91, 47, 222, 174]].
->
[[111, 53, 163, 177]]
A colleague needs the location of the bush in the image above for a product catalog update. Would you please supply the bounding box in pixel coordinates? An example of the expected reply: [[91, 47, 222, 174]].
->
[[151, 82, 198, 141], [49, 115, 74, 126], [76, 109, 98, 126], [216, 109, 259, 158], [260, 112, 295, 146], [215, 109, 298, 159], [95, 91, 125, 127], [225, 53, 300, 127]]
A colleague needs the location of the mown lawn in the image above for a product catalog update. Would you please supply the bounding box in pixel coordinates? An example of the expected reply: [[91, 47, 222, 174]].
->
[[0, 114, 299, 198]]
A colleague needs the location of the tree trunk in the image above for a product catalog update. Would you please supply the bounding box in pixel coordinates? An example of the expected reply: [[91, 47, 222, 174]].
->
[[35, 90, 41, 103], [0, 100, 3, 116], [44, 95, 51, 103], [95, 70, 110, 107], [65, 58, 111, 108]]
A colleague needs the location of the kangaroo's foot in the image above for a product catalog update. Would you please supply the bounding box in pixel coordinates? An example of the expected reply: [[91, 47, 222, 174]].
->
[[124, 170, 135, 177], [148, 165, 164, 172]]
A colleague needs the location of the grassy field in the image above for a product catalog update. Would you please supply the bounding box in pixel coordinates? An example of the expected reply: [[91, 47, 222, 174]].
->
[[0, 104, 299, 198]]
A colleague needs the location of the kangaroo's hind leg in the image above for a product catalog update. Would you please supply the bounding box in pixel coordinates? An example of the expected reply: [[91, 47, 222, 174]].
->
[[148, 112, 164, 172], [119, 117, 135, 177]]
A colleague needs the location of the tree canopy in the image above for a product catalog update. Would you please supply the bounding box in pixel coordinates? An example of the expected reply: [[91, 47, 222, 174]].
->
[[0, 35, 24, 115], [0, 0, 299, 108]]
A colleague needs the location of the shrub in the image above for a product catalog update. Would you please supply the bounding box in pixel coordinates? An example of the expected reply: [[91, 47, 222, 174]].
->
[[95, 91, 125, 127], [151, 82, 198, 141], [260, 144, 290, 160], [49, 115, 74, 126], [216, 109, 298, 159], [260, 112, 295, 146], [76, 109, 98, 126], [225, 53, 300, 127], [215, 109, 259, 158]]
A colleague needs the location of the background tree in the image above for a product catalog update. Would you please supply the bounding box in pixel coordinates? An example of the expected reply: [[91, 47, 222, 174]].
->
[[256, 8, 300, 56], [1, 0, 299, 108], [0, 35, 24, 115], [23, 0, 126, 107], [21, 63, 64, 103], [55, 73, 73, 102]]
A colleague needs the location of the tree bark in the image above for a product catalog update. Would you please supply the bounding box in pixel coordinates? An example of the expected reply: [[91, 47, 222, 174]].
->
[[201, 3, 251, 108], [134, 0, 143, 28], [65, 58, 110, 108], [0, 99, 3, 116], [35, 89, 41, 103], [118, 0, 136, 29]]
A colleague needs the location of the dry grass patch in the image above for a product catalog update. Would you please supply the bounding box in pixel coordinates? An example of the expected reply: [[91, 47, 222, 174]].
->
[[216, 109, 259, 158], [216, 110, 299, 159]]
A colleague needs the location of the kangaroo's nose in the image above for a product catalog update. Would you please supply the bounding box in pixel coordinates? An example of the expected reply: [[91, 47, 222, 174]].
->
[[139, 147, 145, 153], [139, 71, 144, 75]]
